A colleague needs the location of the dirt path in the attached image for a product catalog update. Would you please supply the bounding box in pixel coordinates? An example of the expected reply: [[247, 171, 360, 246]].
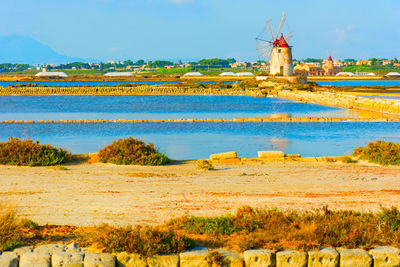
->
[[0, 161, 399, 226]]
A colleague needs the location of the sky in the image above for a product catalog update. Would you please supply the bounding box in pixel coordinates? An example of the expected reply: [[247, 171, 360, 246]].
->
[[0, 0, 399, 62]]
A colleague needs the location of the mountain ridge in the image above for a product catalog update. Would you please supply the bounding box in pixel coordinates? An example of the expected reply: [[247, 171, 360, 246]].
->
[[0, 35, 88, 64]]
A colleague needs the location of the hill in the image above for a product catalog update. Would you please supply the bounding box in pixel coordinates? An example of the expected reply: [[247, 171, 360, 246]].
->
[[0, 35, 86, 64]]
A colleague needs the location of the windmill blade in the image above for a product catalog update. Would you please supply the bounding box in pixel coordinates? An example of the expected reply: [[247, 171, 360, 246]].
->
[[332, 50, 336, 58], [325, 50, 330, 58], [255, 37, 272, 44], [284, 31, 293, 44], [266, 19, 275, 41], [256, 39, 272, 62], [275, 13, 286, 40], [265, 48, 273, 62]]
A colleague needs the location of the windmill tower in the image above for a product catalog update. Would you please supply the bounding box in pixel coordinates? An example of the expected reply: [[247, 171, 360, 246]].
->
[[324, 51, 340, 76], [256, 14, 293, 76]]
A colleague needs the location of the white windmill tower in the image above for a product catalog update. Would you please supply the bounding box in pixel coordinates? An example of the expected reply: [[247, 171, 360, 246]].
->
[[256, 13, 293, 76]]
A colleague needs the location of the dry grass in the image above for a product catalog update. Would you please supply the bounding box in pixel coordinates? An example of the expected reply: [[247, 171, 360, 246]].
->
[[77, 224, 194, 256], [13, 205, 400, 255], [0, 204, 25, 251], [167, 206, 400, 252]]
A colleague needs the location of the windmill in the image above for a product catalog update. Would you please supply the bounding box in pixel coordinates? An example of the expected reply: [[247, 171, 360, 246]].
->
[[256, 13, 294, 76], [325, 50, 336, 69]]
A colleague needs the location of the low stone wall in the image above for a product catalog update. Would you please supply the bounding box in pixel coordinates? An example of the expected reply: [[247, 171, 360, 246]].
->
[[277, 90, 400, 116], [0, 86, 248, 96], [2, 243, 400, 266], [0, 117, 396, 124]]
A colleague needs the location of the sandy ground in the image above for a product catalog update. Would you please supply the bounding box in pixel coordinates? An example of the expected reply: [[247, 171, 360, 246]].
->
[[0, 161, 399, 227]]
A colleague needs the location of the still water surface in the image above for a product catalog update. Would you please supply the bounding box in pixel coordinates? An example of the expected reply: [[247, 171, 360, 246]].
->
[[0, 95, 353, 121], [0, 122, 399, 159], [0, 95, 398, 159]]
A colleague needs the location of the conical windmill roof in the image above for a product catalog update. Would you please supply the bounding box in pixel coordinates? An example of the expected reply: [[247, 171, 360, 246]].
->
[[278, 34, 289, 47]]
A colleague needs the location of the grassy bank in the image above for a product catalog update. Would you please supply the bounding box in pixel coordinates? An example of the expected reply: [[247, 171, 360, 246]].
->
[[5, 205, 400, 255]]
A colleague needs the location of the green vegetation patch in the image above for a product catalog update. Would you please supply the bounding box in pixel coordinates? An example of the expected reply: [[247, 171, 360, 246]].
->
[[98, 137, 170, 166], [353, 140, 400, 166], [0, 137, 71, 166]]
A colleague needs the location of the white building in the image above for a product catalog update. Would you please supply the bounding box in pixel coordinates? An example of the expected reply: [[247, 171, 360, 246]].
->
[[35, 72, 69, 78], [183, 72, 204, 77], [336, 72, 355, 77], [219, 72, 237, 76], [104, 72, 134, 77], [236, 72, 255, 77], [386, 72, 400, 78]]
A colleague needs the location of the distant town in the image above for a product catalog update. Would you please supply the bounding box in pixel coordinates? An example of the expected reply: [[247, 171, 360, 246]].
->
[[0, 57, 400, 78]]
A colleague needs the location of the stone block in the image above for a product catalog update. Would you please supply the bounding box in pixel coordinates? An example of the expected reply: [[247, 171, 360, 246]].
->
[[147, 254, 179, 267], [258, 151, 284, 158], [219, 158, 242, 164], [340, 249, 372, 267], [66, 242, 82, 253], [0, 252, 19, 267], [210, 152, 237, 160], [276, 250, 307, 267], [20, 252, 51, 267], [216, 249, 244, 267], [308, 247, 339, 267], [52, 252, 84, 267], [180, 247, 209, 267], [243, 249, 275, 267], [13, 245, 34, 255], [84, 252, 116, 267], [369, 246, 400, 267], [114, 252, 146, 267], [34, 243, 66, 254]]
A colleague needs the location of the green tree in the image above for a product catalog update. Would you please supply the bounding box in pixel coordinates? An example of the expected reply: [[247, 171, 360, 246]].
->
[[134, 60, 145, 66]]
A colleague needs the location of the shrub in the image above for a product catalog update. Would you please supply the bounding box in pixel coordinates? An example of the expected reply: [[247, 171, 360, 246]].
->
[[0, 205, 24, 251], [79, 224, 194, 256], [322, 157, 337, 163], [0, 138, 71, 166], [98, 137, 170, 166], [339, 155, 357, 164], [196, 159, 214, 170], [353, 140, 400, 165]]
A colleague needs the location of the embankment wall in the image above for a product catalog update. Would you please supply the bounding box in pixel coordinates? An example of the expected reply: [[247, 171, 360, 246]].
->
[[3, 244, 400, 267], [0, 86, 250, 96], [0, 117, 396, 124], [277, 90, 400, 116]]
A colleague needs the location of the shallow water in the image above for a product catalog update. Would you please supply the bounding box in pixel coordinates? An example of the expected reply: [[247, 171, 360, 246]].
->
[[0, 122, 399, 159], [315, 79, 400, 87], [0, 95, 353, 121]]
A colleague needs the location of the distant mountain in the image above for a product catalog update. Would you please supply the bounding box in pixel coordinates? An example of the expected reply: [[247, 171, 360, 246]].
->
[[0, 35, 87, 64]]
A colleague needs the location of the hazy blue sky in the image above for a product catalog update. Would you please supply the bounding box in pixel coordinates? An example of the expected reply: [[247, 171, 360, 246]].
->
[[0, 0, 399, 62]]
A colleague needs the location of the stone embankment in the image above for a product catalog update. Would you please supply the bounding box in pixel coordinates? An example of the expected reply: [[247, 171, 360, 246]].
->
[[2, 243, 400, 267], [0, 117, 396, 124], [277, 90, 400, 116], [0, 86, 250, 96]]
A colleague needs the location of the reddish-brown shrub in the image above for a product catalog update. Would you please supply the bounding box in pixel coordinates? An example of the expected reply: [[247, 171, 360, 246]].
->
[[98, 137, 170, 166], [353, 140, 400, 165], [0, 137, 71, 166]]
